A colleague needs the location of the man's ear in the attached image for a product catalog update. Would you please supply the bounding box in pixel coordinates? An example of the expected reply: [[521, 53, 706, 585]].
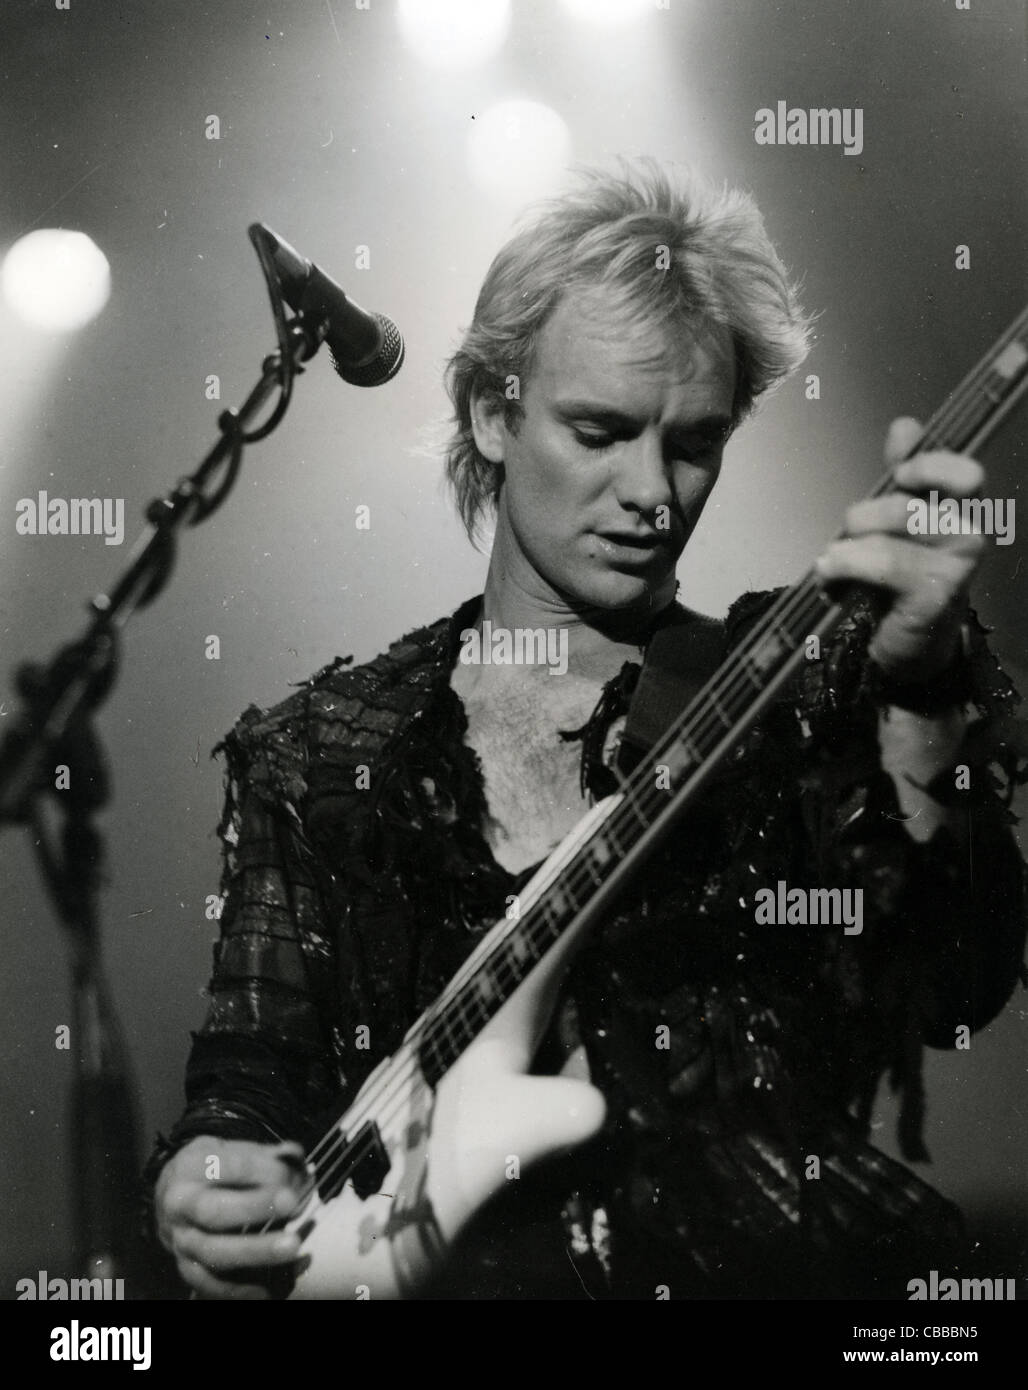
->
[[469, 384, 508, 465]]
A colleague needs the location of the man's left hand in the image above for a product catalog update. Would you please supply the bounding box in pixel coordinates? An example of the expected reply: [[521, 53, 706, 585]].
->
[[815, 416, 986, 686]]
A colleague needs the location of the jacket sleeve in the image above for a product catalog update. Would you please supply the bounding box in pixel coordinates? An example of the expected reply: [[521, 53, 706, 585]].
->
[[144, 707, 346, 1199], [793, 596, 1027, 1049]]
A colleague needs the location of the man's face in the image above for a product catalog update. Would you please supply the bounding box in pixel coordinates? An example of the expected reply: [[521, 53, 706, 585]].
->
[[473, 285, 737, 614]]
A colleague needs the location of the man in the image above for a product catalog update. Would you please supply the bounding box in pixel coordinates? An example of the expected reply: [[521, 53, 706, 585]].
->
[[150, 161, 1025, 1299]]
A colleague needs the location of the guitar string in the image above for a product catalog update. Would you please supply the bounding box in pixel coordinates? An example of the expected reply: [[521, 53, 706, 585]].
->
[[284, 308, 1028, 1220]]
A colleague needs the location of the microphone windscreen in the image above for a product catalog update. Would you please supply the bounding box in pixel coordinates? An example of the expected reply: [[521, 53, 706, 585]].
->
[[331, 313, 405, 387]]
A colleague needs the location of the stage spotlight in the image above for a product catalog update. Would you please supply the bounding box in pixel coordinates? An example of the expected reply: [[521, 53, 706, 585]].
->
[[560, 0, 652, 26], [468, 100, 572, 205], [397, 0, 511, 71], [1, 229, 111, 333]]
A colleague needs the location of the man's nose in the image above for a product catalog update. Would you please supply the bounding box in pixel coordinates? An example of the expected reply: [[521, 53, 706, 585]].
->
[[612, 433, 674, 518]]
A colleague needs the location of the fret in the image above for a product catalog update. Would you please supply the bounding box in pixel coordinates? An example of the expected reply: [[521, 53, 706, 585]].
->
[[658, 741, 695, 785], [421, 1011, 459, 1083], [708, 687, 734, 728], [623, 790, 651, 833], [479, 961, 504, 999], [419, 1028, 438, 1083], [680, 732, 703, 763], [456, 984, 488, 1034], [444, 983, 485, 1043], [581, 851, 604, 886], [509, 930, 531, 965], [745, 635, 786, 675], [936, 315, 1028, 452], [772, 614, 797, 650], [499, 940, 530, 988], [789, 592, 828, 637], [589, 835, 613, 867], [539, 898, 563, 937], [464, 975, 487, 1010], [435, 1008, 458, 1058], [739, 648, 767, 688]]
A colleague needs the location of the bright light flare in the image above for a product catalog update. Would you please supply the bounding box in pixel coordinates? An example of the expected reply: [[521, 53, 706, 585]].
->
[[1, 229, 111, 333], [560, 0, 652, 26], [468, 100, 572, 206], [397, 0, 511, 71]]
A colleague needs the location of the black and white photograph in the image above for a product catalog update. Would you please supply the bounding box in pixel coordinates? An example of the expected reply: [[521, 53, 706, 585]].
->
[[1, 0, 1025, 1362]]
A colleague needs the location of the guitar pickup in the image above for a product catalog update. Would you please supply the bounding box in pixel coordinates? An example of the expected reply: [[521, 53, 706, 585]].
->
[[316, 1119, 389, 1202]]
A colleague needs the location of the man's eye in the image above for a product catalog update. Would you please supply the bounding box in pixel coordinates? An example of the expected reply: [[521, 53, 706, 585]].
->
[[670, 434, 727, 463], [573, 430, 615, 450]]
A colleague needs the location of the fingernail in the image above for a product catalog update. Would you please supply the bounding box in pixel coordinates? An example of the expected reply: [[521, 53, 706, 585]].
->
[[274, 1233, 299, 1256]]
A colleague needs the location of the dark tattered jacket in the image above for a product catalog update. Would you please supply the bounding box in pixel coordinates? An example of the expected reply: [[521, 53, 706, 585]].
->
[[149, 592, 1027, 1298]]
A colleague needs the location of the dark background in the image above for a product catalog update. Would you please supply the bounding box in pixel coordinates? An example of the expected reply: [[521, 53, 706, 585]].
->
[[0, 0, 1024, 1295]]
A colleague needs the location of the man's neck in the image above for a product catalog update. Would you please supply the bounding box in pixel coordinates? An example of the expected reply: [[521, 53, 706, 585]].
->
[[473, 534, 677, 683]]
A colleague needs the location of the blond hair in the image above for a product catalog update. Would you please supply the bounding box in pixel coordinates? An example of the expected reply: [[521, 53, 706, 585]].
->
[[444, 159, 812, 542]]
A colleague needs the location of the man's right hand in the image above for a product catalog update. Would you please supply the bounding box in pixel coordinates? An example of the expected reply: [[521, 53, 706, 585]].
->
[[154, 1135, 308, 1299]]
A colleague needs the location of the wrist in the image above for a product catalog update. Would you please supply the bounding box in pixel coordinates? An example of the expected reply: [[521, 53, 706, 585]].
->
[[870, 623, 974, 716]]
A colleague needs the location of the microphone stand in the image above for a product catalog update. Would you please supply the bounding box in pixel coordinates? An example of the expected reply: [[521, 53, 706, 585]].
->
[[0, 226, 332, 1288]]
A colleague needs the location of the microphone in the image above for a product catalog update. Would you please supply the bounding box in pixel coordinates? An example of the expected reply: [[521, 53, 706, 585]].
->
[[251, 223, 405, 386]]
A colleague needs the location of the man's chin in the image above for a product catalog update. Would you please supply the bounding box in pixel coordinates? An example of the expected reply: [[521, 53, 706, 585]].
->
[[562, 564, 677, 616]]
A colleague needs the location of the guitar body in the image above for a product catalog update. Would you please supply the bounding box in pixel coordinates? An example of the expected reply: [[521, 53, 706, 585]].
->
[[286, 834, 612, 1300]]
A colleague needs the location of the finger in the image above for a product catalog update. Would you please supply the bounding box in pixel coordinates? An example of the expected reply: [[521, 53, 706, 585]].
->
[[844, 495, 991, 554], [188, 1181, 305, 1233], [816, 535, 979, 607], [884, 416, 925, 466], [845, 494, 922, 538], [161, 1165, 304, 1229], [893, 452, 985, 497], [190, 1140, 307, 1188], [173, 1225, 302, 1271], [178, 1257, 272, 1301]]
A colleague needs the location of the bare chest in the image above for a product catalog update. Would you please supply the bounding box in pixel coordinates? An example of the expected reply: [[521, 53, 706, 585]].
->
[[452, 669, 608, 876]]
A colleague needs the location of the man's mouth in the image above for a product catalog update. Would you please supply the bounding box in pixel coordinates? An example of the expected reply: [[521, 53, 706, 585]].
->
[[597, 531, 665, 549], [594, 532, 668, 565]]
